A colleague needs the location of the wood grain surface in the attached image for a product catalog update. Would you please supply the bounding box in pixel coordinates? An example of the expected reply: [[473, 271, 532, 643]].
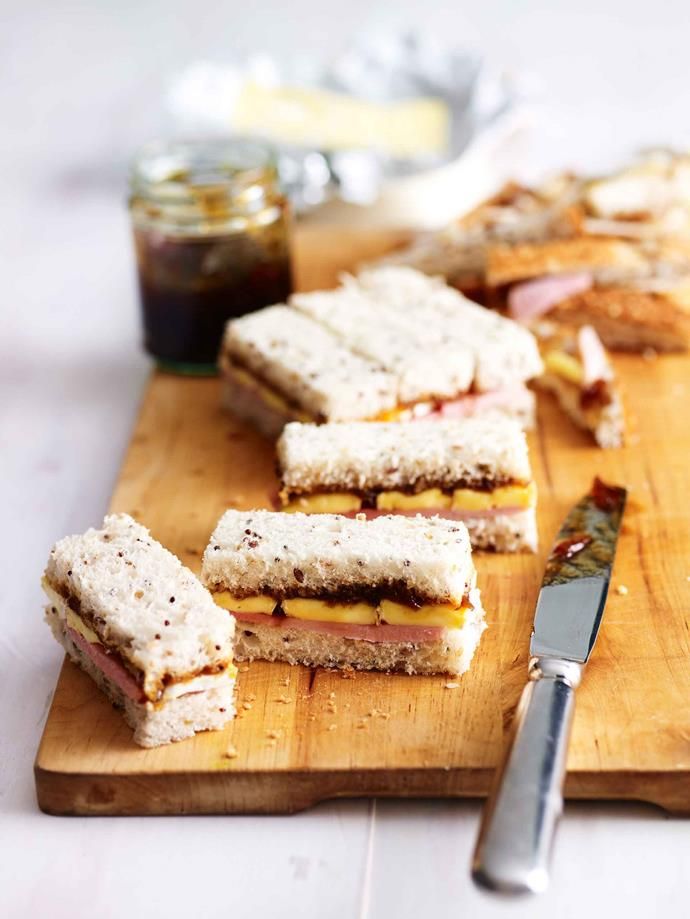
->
[[34, 228, 690, 815]]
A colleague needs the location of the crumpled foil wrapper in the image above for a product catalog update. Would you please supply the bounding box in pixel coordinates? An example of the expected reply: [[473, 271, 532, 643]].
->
[[167, 31, 529, 213]]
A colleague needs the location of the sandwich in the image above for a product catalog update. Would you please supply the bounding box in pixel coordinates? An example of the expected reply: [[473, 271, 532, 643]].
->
[[498, 236, 690, 352], [42, 514, 237, 747], [201, 510, 486, 676], [220, 304, 399, 438], [275, 417, 538, 552], [376, 174, 583, 298], [220, 267, 542, 437], [535, 323, 625, 448], [376, 151, 690, 352]]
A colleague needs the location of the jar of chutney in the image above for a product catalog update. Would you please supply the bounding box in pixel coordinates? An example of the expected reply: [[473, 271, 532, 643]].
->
[[129, 138, 293, 374]]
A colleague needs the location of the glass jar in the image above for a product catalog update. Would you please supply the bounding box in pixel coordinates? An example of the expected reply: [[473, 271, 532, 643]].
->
[[129, 138, 293, 374]]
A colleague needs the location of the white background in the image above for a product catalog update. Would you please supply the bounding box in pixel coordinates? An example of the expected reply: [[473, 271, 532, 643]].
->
[[3, 2, 690, 917]]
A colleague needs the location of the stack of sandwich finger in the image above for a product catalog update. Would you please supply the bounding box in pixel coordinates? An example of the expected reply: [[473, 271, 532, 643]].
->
[[379, 149, 690, 448]]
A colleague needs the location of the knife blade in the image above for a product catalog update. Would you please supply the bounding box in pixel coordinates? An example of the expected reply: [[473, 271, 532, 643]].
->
[[472, 477, 627, 896]]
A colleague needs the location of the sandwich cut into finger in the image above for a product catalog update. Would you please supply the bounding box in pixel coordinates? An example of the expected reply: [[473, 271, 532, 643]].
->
[[201, 509, 487, 676], [42, 514, 237, 747], [276, 417, 538, 552]]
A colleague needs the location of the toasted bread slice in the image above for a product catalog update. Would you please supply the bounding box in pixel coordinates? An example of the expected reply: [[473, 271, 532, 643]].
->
[[550, 287, 690, 352], [486, 237, 648, 286]]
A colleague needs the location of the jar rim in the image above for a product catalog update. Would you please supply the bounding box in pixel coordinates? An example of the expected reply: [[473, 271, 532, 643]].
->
[[130, 136, 278, 201]]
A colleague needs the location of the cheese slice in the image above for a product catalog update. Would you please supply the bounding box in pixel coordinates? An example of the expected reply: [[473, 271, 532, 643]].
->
[[544, 350, 583, 385], [282, 598, 377, 625], [379, 599, 467, 629], [213, 593, 277, 614], [451, 481, 537, 512], [213, 590, 470, 629], [376, 488, 452, 511], [280, 482, 536, 515], [282, 493, 362, 514], [66, 607, 100, 644]]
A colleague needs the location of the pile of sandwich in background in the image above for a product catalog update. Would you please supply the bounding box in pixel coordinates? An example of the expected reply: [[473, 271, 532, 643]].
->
[[42, 150, 688, 748]]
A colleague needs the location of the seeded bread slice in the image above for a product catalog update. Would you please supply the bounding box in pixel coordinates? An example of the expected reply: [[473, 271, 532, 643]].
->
[[43, 514, 235, 701], [202, 510, 475, 605], [233, 609, 486, 676], [356, 267, 544, 392], [276, 418, 532, 494], [290, 287, 475, 403], [222, 305, 398, 421]]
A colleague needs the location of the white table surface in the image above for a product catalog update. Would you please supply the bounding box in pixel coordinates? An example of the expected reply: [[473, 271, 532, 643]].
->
[[4, 2, 690, 916]]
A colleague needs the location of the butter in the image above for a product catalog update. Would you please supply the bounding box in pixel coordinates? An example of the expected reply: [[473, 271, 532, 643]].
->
[[282, 598, 377, 625], [376, 488, 452, 511], [234, 82, 449, 158], [212, 592, 276, 614], [544, 350, 583, 385], [282, 493, 362, 514], [379, 599, 467, 629], [451, 481, 537, 512]]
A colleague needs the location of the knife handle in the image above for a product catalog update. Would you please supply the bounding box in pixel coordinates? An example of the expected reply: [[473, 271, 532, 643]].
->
[[472, 657, 581, 895]]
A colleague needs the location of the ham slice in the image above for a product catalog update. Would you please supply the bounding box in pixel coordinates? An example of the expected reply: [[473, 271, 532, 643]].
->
[[67, 626, 146, 703], [429, 383, 533, 420], [507, 272, 593, 322], [232, 611, 444, 644], [577, 325, 613, 385], [343, 506, 523, 520]]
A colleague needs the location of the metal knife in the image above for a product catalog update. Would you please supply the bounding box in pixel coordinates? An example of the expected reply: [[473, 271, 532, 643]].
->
[[472, 477, 627, 895]]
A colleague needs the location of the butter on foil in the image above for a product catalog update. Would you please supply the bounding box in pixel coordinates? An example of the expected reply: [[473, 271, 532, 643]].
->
[[167, 32, 529, 212]]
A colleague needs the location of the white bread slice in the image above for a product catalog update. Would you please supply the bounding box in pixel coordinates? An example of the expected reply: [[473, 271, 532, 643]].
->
[[290, 287, 474, 403], [43, 514, 235, 702], [222, 305, 398, 422], [46, 610, 235, 747], [463, 508, 538, 553], [202, 510, 475, 605], [233, 603, 487, 676], [355, 266, 543, 391], [276, 417, 532, 493]]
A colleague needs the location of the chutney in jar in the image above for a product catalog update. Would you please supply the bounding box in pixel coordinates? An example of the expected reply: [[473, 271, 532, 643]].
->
[[129, 139, 292, 374]]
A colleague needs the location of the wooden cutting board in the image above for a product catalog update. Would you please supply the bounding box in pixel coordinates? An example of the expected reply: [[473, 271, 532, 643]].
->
[[35, 228, 690, 816]]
